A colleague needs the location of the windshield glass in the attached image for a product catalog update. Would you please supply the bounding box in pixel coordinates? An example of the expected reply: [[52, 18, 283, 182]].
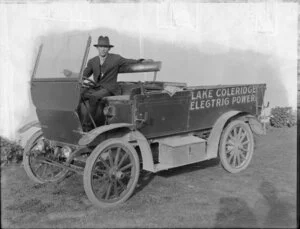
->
[[34, 33, 89, 79]]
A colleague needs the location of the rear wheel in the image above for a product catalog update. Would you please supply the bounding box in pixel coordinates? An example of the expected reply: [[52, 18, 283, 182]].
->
[[23, 130, 69, 183], [219, 120, 254, 173], [83, 138, 140, 208]]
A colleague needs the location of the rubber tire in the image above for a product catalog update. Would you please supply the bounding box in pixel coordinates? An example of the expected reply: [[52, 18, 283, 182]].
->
[[219, 120, 254, 173], [23, 129, 69, 184], [83, 138, 140, 208]]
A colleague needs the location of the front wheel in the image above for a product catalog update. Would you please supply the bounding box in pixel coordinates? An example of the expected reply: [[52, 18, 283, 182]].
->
[[23, 130, 69, 183], [83, 138, 140, 208], [219, 120, 254, 173]]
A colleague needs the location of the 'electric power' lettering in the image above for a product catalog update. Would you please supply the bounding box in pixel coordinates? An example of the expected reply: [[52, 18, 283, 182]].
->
[[190, 85, 257, 110]]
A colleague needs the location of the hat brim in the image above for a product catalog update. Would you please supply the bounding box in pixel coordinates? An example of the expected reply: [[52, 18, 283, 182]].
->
[[94, 44, 114, 48]]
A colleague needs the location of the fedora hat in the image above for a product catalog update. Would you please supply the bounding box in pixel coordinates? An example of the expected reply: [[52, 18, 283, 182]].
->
[[93, 36, 114, 48]]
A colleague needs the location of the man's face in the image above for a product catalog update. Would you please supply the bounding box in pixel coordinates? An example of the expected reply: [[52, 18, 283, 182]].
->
[[97, 46, 110, 57]]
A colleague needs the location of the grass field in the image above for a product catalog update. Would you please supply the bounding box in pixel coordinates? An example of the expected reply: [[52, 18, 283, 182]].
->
[[1, 126, 297, 228]]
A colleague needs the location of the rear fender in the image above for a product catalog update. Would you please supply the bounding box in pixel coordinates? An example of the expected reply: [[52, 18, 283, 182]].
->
[[238, 115, 265, 135], [206, 111, 264, 159], [18, 120, 40, 134], [206, 110, 245, 159]]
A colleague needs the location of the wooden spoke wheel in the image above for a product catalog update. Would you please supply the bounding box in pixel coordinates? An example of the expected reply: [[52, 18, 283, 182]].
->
[[23, 130, 69, 183], [83, 139, 140, 208], [219, 120, 254, 173]]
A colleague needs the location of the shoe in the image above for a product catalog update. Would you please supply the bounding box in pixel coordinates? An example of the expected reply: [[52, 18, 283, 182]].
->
[[82, 123, 94, 132]]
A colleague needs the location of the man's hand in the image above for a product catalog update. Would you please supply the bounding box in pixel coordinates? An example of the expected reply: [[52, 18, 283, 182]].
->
[[62, 69, 80, 78], [143, 59, 154, 62], [140, 59, 154, 63], [62, 69, 73, 77]]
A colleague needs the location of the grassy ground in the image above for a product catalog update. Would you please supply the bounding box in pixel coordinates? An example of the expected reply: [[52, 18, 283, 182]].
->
[[1, 126, 297, 228]]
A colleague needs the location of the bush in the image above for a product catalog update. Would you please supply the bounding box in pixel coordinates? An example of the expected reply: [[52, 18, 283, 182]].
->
[[1, 136, 24, 166], [270, 107, 296, 128]]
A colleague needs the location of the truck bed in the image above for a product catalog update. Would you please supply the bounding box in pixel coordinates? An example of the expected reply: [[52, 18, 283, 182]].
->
[[133, 83, 266, 139]]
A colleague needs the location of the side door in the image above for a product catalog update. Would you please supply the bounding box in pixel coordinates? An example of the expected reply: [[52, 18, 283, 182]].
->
[[31, 78, 83, 145]]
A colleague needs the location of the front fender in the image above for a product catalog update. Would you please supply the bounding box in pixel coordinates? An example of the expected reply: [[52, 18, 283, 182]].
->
[[18, 120, 40, 134], [121, 130, 155, 172], [78, 124, 155, 172], [78, 123, 134, 146]]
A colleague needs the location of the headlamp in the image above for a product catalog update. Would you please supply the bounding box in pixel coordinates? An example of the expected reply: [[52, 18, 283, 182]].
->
[[61, 146, 72, 158], [35, 139, 45, 151]]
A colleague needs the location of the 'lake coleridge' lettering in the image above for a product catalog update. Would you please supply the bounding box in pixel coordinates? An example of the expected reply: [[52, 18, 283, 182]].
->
[[190, 85, 257, 110]]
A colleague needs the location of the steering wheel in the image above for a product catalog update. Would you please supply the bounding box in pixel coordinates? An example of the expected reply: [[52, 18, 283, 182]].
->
[[82, 77, 97, 88]]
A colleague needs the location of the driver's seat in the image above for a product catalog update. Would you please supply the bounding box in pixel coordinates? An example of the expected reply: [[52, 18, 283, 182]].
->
[[117, 82, 140, 95]]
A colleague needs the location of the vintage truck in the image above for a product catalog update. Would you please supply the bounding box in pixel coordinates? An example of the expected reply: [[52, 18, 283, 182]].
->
[[20, 34, 267, 208]]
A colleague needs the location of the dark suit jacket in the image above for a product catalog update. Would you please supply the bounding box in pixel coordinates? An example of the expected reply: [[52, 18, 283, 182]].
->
[[83, 53, 141, 94]]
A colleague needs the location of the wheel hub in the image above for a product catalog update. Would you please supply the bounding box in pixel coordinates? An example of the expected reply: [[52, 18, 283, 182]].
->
[[231, 140, 239, 152], [109, 167, 124, 180], [235, 142, 242, 151]]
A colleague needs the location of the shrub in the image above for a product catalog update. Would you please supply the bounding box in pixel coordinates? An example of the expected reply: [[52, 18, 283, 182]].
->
[[270, 107, 296, 128], [1, 136, 24, 166]]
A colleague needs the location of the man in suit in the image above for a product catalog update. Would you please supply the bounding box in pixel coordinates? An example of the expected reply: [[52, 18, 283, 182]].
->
[[65, 36, 147, 129]]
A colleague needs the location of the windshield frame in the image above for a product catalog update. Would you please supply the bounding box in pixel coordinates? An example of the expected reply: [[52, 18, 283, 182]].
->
[[32, 34, 91, 81], [31, 44, 43, 80], [78, 35, 91, 82]]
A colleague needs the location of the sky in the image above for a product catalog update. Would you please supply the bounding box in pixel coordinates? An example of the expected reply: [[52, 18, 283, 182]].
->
[[0, 0, 298, 141]]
